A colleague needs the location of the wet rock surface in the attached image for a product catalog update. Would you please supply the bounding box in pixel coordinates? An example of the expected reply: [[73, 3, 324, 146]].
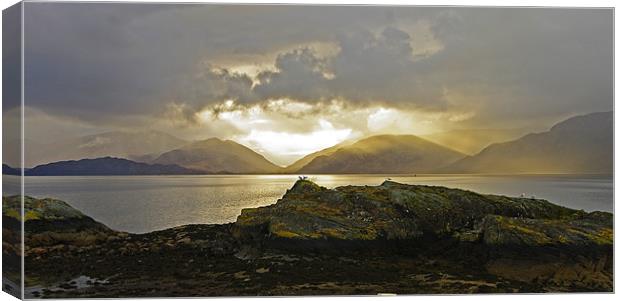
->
[[2, 180, 613, 297]]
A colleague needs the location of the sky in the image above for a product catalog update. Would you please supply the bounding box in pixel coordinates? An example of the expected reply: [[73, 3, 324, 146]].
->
[[4, 3, 613, 165]]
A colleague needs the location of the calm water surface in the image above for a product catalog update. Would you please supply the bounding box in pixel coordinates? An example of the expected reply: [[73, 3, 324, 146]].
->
[[3, 174, 613, 233]]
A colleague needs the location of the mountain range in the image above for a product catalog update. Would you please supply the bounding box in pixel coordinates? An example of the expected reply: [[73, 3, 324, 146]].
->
[[2, 164, 21, 176], [422, 128, 528, 155], [25, 130, 188, 167], [3, 111, 612, 175], [445, 111, 613, 174], [24, 157, 200, 176], [296, 135, 465, 174], [282, 141, 352, 173], [152, 138, 282, 174]]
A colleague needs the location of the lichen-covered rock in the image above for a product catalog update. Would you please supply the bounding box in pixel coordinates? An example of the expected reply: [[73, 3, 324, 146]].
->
[[232, 180, 613, 290], [4, 195, 107, 225], [3, 195, 113, 250], [476, 211, 613, 290], [233, 180, 592, 246], [234, 180, 422, 242], [4, 195, 87, 221], [480, 213, 612, 247], [485, 255, 613, 291]]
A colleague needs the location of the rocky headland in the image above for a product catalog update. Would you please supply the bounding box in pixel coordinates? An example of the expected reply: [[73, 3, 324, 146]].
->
[[2, 180, 613, 297]]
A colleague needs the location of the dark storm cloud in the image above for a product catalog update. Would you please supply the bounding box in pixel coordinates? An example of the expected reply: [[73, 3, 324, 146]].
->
[[424, 7, 613, 125], [254, 48, 332, 103], [2, 2, 21, 110], [175, 64, 257, 114], [21, 3, 612, 128], [23, 3, 410, 120], [327, 26, 442, 108], [23, 3, 193, 117], [252, 27, 445, 110]]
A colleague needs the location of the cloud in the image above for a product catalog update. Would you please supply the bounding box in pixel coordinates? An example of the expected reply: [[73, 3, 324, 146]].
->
[[20, 3, 612, 154], [167, 7, 612, 129], [2, 3, 21, 110], [173, 64, 257, 115], [167, 24, 448, 124], [254, 48, 332, 102], [22, 3, 407, 120], [250, 27, 446, 110], [424, 8, 613, 126], [327, 26, 443, 108], [239, 119, 353, 164]]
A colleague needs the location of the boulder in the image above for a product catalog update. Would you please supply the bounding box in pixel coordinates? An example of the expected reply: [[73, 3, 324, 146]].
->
[[3, 195, 114, 252], [233, 180, 593, 246], [232, 180, 613, 289]]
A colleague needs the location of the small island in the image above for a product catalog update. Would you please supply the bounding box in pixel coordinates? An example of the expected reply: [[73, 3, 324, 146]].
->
[[3, 180, 613, 297]]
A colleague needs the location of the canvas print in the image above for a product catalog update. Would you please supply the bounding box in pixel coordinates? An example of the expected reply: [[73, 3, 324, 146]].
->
[[1, 1, 614, 298]]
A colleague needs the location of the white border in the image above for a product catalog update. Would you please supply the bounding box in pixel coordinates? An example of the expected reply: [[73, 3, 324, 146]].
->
[[7, 0, 620, 6], [0, 1, 617, 301]]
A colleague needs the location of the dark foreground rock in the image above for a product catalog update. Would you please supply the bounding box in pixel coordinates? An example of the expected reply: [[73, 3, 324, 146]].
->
[[232, 180, 612, 291], [2, 180, 613, 297]]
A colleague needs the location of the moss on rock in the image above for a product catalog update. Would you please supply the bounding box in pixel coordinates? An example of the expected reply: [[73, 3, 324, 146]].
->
[[233, 180, 612, 251], [3, 195, 113, 251]]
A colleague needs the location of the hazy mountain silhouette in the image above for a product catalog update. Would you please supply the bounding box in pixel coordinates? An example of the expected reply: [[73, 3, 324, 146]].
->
[[2, 164, 21, 176], [153, 138, 282, 173], [297, 135, 465, 174], [18, 112, 611, 175], [422, 128, 528, 155], [444, 112, 613, 174], [284, 141, 353, 173], [26, 130, 188, 167], [25, 157, 200, 176]]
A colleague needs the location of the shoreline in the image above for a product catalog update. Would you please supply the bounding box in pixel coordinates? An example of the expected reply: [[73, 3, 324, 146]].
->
[[3, 180, 614, 296]]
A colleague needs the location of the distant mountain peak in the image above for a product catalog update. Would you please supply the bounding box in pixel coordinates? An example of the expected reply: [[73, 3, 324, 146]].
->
[[26, 130, 188, 168], [202, 137, 224, 142], [295, 134, 465, 174], [153, 138, 282, 174], [25, 157, 200, 176], [444, 111, 612, 174], [549, 111, 612, 132]]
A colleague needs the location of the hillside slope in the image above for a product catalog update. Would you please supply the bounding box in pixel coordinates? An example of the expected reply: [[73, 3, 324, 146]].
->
[[26, 157, 199, 176], [153, 138, 282, 173], [26, 130, 188, 167], [298, 135, 465, 174], [445, 112, 613, 174]]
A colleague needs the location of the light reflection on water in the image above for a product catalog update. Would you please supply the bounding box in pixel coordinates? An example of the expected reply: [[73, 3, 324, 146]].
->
[[2, 174, 612, 233]]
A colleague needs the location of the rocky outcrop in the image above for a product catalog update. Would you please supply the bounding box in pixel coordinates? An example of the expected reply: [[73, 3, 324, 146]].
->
[[233, 180, 592, 244], [479, 212, 612, 247], [3, 196, 238, 259], [3, 195, 114, 252], [233, 180, 613, 290]]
